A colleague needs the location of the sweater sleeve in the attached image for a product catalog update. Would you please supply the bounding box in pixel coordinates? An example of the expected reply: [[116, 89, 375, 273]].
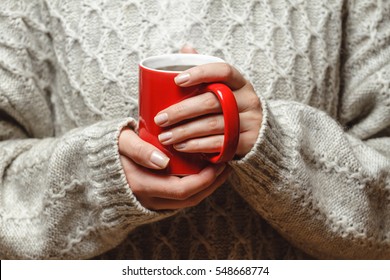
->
[[0, 118, 174, 259], [0, 5, 170, 260], [230, 0, 390, 259]]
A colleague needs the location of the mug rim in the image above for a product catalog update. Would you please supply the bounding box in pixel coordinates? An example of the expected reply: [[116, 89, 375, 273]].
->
[[139, 53, 225, 73]]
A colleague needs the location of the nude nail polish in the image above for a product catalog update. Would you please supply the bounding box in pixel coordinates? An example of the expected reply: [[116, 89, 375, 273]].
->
[[158, 132, 173, 143], [150, 151, 170, 168], [174, 73, 190, 84], [154, 113, 169, 125]]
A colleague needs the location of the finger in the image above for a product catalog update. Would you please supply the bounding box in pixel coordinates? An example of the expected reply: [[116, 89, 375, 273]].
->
[[154, 91, 221, 127], [179, 44, 198, 54], [155, 82, 259, 128], [174, 63, 247, 90], [118, 128, 169, 169], [158, 114, 224, 145], [174, 135, 224, 154], [126, 163, 225, 202], [234, 83, 262, 113], [143, 166, 231, 210], [120, 154, 173, 194], [235, 130, 260, 157], [145, 164, 226, 200], [158, 109, 260, 146], [121, 156, 229, 210], [160, 111, 260, 154]]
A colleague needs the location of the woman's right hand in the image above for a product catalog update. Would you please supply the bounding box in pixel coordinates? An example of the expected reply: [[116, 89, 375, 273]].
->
[[118, 127, 229, 210]]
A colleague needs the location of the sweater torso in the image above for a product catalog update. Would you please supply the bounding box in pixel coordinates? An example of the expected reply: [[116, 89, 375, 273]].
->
[[2, 0, 389, 259]]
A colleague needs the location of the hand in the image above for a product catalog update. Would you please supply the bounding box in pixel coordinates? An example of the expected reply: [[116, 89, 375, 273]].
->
[[118, 127, 230, 210], [154, 48, 262, 158]]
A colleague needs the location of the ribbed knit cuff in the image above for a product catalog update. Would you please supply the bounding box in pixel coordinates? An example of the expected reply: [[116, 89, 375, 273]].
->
[[230, 96, 290, 196], [84, 118, 172, 234]]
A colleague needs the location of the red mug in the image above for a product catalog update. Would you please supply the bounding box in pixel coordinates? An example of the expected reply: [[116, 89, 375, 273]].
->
[[138, 54, 239, 175]]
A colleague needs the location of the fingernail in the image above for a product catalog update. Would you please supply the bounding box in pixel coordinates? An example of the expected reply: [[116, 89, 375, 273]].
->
[[174, 73, 190, 85], [158, 132, 173, 143], [154, 113, 168, 125], [174, 143, 186, 150], [150, 151, 170, 168]]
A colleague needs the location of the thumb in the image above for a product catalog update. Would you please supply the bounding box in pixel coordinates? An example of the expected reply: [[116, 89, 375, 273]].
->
[[180, 44, 198, 54], [119, 128, 170, 169]]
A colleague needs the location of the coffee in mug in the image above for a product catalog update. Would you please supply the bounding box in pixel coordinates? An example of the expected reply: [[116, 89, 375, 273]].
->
[[156, 65, 197, 71]]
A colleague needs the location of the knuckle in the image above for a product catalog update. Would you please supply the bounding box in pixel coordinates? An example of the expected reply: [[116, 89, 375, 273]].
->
[[177, 126, 188, 138], [212, 137, 224, 149], [173, 103, 186, 116], [248, 95, 261, 110], [174, 188, 191, 200], [132, 141, 146, 161], [192, 66, 206, 80], [207, 116, 222, 132], [199, 171, 215, 187], [221, 63, 234, 80], [241, 84, 261, 111], [187, 139, 200, 150], [247, 110, 261, 124], [203, 93, 220, 110]]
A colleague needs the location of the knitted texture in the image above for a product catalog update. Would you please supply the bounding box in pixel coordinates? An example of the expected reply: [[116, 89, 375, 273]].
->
[[0, 0, 389, 259]]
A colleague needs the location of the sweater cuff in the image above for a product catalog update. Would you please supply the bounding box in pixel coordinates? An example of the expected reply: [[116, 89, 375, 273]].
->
[[84, 118, 171, 234], [230, 96, 289, 194]]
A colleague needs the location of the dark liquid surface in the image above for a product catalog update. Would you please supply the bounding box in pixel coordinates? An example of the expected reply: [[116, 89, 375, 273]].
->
[[155, 65, 197, 71]]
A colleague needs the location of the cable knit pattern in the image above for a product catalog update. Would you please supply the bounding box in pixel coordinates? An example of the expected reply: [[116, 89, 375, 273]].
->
[[0, 0, 389, 259]]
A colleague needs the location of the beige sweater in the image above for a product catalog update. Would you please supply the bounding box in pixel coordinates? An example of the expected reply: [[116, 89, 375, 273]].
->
[[0, 0, 389, 259]]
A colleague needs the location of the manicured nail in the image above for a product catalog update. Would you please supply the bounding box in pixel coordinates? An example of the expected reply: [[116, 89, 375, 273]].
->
[[174, 143, 186, 150], [174, 73, 190, 84], [154, 113, 168, 125], [158, 132, 173, 143], [150, 151, 170, 168]]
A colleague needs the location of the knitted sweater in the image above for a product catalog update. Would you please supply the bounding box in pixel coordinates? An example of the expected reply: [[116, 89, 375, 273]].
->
[[0, 0, 389, 260]]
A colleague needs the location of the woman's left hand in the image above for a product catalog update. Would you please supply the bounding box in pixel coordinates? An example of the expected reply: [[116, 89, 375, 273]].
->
[[154, 61, 262, 158]]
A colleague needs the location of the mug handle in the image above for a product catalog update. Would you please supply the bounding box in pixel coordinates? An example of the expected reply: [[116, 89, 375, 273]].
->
[[203, 83, 240, 163]]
